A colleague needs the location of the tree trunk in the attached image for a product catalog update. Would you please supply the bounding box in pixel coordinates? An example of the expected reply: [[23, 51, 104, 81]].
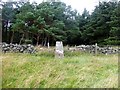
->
[[25, 31, 29, 40], [0, 27, 2, 43], [5, 24, 8, 43], [10, 31, 14, 43], [41, 33, 44, 46], [44, 37, 47, 46], [47, 37, 50, 48], [41, 37, 44, 46], [36, 35, 40, 46], [19, 33, 24, 45], [42, 40, 44, 46]]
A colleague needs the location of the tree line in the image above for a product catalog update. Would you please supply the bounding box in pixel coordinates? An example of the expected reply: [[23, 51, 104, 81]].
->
[[1, 1, 120, 46]]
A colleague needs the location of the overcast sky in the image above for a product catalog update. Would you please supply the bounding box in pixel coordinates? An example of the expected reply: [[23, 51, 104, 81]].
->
[[1, 0, 117, 14], [29, 0, 100, 14], [30, 0, 117, 14]]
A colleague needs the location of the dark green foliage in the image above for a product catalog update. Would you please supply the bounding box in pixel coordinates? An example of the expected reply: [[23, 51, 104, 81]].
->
[[101, 37, 120, 45], [2, 1, 120, 45], [24, 39, 32, 44], [81, 1, 120, 45]]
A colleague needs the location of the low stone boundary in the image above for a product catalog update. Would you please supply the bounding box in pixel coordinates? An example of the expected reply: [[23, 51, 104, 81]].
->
[[0, 43, 36, 54], [68, 45, 119, 55], [1, 43, 119, 55]]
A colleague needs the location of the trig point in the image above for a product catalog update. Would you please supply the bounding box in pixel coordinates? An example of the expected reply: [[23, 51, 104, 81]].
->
[[55, 41, 64, 59]]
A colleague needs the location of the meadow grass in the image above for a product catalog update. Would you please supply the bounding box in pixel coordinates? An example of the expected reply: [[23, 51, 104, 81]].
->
[[1, 49, 118, 88]]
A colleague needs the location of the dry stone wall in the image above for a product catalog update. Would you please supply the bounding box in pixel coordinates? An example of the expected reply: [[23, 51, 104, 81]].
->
[[1, 42, 119, 55], [0, 43, 36, 54], [75, 45, 119, 54]]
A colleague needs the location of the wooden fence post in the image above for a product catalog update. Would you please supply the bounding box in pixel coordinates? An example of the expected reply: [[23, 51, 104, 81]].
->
[[47, 42, 49, 49]]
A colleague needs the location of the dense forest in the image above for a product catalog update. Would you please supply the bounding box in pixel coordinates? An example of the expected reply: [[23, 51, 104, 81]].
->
[[1, 1, 120, 46]]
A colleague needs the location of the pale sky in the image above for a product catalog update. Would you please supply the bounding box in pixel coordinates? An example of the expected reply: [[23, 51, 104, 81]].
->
[[29, 0, 114, 14], [30, 0, 100, 14], [1, 0, 116, 14], [62, 0, 99, 14]]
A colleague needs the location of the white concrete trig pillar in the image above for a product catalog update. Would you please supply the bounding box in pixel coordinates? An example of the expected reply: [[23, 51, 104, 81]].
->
[[55, 41, 64, 59]]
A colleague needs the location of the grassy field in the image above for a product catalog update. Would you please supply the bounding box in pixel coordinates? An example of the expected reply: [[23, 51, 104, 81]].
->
[[1, 48, 118, 88]]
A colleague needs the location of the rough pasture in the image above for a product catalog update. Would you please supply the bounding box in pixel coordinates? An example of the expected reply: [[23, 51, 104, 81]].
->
[[1, 46, 118, 88]]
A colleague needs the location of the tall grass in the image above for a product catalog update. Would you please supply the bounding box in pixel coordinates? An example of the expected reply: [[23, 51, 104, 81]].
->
[[1, 49, 118, 88]]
